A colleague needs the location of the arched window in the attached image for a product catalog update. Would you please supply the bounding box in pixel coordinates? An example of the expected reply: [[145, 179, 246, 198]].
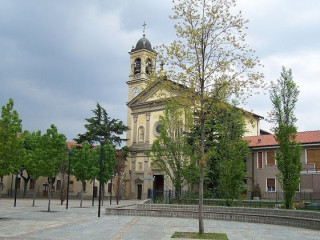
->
[[146, 59, 152, 74], [134, 58, 141, 74], [138, 126, 144, 142]]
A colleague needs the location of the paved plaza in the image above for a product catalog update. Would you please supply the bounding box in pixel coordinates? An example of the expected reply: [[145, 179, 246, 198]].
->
[[0, 198, 320, 240]]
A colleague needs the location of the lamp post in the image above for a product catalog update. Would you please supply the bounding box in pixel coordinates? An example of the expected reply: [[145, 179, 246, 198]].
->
[[66, 149, 72, 209], [14, 171, 18, 207], [98, 138, 105, 217]]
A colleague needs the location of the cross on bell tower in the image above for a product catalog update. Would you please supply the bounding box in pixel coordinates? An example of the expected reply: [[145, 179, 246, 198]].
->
[[142, 22, 146, 36]]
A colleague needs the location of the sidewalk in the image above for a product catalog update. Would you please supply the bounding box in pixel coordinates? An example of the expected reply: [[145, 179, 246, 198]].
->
[[0, 198, 320, 240]]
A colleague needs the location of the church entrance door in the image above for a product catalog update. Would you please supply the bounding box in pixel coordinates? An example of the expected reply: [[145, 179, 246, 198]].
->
[[137, 185, 142, 199], [153, 175, 164, 199]]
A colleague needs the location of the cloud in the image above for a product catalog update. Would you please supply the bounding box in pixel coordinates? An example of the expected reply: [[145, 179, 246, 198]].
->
[[246, 50, 320, 132], [0, 0, 319, 141]]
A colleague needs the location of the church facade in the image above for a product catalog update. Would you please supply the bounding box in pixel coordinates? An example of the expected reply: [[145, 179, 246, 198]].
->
[[123, 35, 262, 200]]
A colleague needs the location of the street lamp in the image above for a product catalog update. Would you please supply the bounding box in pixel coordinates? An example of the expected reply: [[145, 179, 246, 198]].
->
[[98, 138, 105, 217], [66, 149, 72, 209], [14, 171, 19, 207]]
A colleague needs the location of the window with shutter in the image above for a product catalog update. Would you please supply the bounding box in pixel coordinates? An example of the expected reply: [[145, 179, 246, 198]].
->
[[307, 149, 320, 170], [267, 178, 275, 192], [267, 151, 275, 166], [257, 152, 263, 169]]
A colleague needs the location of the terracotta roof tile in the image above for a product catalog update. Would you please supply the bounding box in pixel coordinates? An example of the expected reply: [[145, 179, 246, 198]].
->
[[243, 130, 320, 148], [66, 141, 81, 149]]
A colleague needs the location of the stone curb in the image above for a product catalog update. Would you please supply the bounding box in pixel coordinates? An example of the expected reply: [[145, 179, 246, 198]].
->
[[105, 203, 320, 230]]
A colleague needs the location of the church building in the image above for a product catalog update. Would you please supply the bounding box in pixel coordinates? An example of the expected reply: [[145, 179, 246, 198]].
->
[[123, 34, 262, 200]]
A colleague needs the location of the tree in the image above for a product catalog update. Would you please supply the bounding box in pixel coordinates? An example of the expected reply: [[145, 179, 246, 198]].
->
[[95, 142, 117, 202], [74, 103, 128, 146], [75, 102, 128, 206], [188, 101, 250, 202], [147, 101, 193, 200], [22, 130, 43, 206], [0, 99, 24, 204], [71, 141, 96, 207], [19, 131, 36, 198], [39, 124, 67, 212], [269, 67, 301, 209], [0, 98, 23, 177], [159, 0, 264, 233], [208, 102, 249, 202]]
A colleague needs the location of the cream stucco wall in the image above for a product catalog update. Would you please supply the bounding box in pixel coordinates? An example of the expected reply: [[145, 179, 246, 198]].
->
[[244, 116, 259, 137]]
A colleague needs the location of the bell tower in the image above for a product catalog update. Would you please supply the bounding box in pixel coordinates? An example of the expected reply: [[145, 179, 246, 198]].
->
[[125, 26, 158, 199], [127, 31, 156, 102]]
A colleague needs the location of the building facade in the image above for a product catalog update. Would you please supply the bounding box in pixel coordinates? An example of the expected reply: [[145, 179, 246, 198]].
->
[[244, 131, 320, 199], [0, 142, 117, 201]]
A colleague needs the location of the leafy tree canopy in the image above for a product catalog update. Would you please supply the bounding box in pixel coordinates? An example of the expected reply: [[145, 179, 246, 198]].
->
[[269, 67, 301, 209], [0, 98, 23, 176], [74, 103, 128, 146]]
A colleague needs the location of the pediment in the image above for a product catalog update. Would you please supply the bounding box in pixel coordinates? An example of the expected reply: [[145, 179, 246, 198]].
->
[[127, 80, 182, 108], [135, 178, 144, 184]]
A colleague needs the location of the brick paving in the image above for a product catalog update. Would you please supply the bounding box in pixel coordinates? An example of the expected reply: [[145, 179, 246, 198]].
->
[[0, 198, 320, 240]]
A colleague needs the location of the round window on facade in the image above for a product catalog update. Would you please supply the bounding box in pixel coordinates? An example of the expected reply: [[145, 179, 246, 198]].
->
[[154, 121, 162, 136]]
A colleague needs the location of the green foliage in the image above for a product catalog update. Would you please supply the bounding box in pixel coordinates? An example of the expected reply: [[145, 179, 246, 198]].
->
[[71, 141, 96, 183], [269, 67, 301, 209], [21, 130, 43, 180], [19, 130, 44, 197], [253, 184, 262, 198], [95, 141, 117, 184], [189, 101, 249, 200], [71, 141, 98, 207], [39, 124, 67, 179], [0, 98, 23, 176], [147, 101, 195, 198], [74, 102, 128, 146]]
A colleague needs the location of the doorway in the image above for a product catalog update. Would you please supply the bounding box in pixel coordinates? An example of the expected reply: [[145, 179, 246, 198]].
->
[[93, 186, 98, 198], [137, 185, 142, 199], [153, 175, 164, 199], [42, 184, 48, 197]]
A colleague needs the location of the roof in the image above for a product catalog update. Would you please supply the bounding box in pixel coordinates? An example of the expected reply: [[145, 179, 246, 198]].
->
[[131, 35, 154, 52], [243, 130, 320, 148], [67, 141, 82, 149]]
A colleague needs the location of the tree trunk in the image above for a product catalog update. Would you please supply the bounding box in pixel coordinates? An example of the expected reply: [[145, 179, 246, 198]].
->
[[32, 180, 37, 207], [23, 179, 28, 198], [199, 164, 204, 234], [116, 176, 121, 205], [80, 188, 83, 208], [48, 178, 52, 212], [199, 98, 205, 235]]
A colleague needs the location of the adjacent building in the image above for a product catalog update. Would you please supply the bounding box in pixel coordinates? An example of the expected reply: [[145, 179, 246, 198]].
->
[[244, 131, 320, 199]]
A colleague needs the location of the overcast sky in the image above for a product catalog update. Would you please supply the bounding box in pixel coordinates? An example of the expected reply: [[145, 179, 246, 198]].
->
[[1, 0, 319, 141]]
